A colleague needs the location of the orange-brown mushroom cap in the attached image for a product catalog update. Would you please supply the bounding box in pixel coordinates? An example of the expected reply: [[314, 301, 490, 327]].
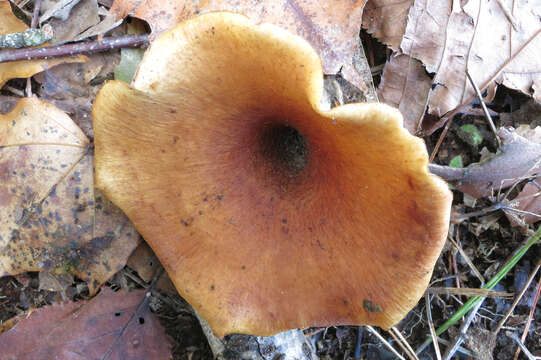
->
[[93, 12, 452, 337]]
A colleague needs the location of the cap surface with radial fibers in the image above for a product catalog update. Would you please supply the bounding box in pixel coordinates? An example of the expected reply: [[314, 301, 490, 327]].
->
[[92, 12, 452, 337]]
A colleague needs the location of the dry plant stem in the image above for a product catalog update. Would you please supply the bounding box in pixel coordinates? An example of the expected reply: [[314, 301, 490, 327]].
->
[[513, 267, 541, 360], [0, 34, 149, 63], [493, 260, 541, 335], [465, 69, 500, 147], [495, 0, 521, 31], [507, 331, 537, 360], [3, 85, 24, 97], [448, 234, 485, 284], [365, 326, 405, 360], [26, 0, 42, 97], [430, 27, 541, 160], [391, 327, 418, 360], [389, 327, 418, 360], [442, 297, 486, 360], [429, 118, 452, 162], [425, 294, 442, 360], [427, 287, 511, 298], [433, 338, 474, 357], [30, 0, 41, 29], [428, 164, 463, 181], [449, 203, 504, 221]]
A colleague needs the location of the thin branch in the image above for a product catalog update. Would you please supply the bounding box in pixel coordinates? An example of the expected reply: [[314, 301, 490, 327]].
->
[[425, 294, 442, 360], [513, 267, 541, 360], [507, 331, 538, 360], [365, 326, 406, 360], [27, 0, 42, 97], [492, 260, 541, 335], [465, 69, 500, 147], [442, 297, 486, 360], [0, 34, 149, 63], [389, 327, 419, 360]]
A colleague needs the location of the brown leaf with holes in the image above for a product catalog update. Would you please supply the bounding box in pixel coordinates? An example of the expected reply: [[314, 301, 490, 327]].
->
[[0, 98, 139, 293], [0, 1, 85, 88], [364, 0, 541, 133], [408, 0, 541, 118], [0, 288, 172, 359], [110, 0, 370, 92], [378, 53, 431, 134]]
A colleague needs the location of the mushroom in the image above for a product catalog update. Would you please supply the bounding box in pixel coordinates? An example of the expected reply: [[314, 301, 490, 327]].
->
[[92, 13, 452, 337]]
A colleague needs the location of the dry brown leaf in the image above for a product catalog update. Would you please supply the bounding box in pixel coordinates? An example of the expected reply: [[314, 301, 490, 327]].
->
[[0, 288, 172, 359], [43, 0, 100, 44], [504, 126, 541, 226], [361, 0, 413, 51], [377, 53, 431, 134], [403, 0, 541, 118], [364, 0, 541, 133], [505, 181, 541, 226], [500, 99, 541, 128], [0, 98, 139, 293], [110, 0, 370, 92], [127, 242, 179, 294], [35, 52, 121, 137], [0, 1, 85, 88], [430, 128, 541, 198]]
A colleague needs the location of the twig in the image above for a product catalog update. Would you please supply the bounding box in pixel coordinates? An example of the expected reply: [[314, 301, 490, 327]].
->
[[0, 34, 149, 63], [27, 0, 42, 97], [442, 297, 485, 360], [428, 163, 463, 181], [465, 69, 501, 147], [30, 0, 42, 29], [495, 0, 521, 31], [493, 260, 541, 335], [507, 331, 538, 360], [427, 287, 511, 298], [365, 325, 406, 360], [513, 266, 541, 360], [425, 294, 442, 360], [354, 326, 363, 359], [389, 327, 419, 360], [448, 233, 485, 284], [429, 118, 452, 162], [3, 85, 25, 97]]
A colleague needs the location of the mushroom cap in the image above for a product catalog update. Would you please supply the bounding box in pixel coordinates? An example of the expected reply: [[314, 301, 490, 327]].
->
[[93, 13, 452, 337]]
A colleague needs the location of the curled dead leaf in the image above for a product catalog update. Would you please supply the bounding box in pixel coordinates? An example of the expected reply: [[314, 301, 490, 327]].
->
[[430, 128, 541, 199]]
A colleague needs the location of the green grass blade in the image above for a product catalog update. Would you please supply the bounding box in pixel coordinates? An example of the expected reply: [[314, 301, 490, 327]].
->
[[417, 225, 541, 354]]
